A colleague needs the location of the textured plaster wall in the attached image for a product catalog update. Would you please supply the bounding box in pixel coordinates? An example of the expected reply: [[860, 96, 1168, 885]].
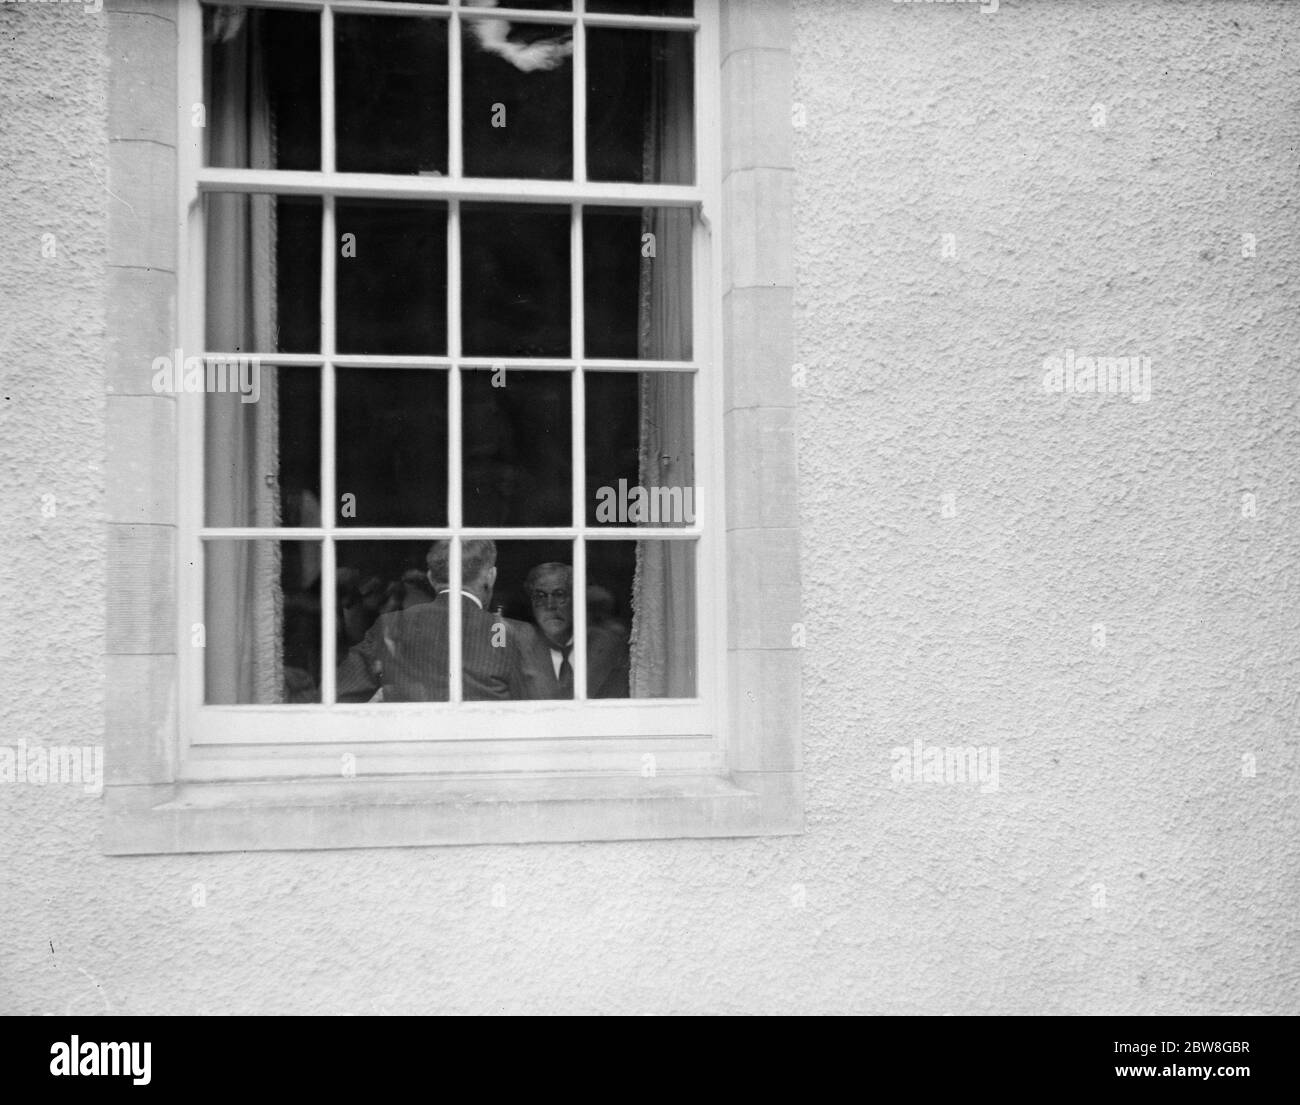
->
[[0, 0, 1297, 1015], [792, 0, 1299, 1014]]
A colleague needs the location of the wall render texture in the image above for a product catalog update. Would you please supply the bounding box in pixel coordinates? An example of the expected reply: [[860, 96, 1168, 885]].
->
[[0, 0, 1296, 1015]]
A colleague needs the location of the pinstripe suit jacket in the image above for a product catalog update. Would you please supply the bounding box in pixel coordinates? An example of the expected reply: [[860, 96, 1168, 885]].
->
[[336, 592, 512, 702]]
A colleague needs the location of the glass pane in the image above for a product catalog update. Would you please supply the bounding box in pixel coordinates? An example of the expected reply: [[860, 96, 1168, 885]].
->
[[205, 194, 321, 354], [587, 0, 692, 13], [470, 1, 570, 9], [584, 207, 691, 360], [205, 540, 321, 704], [335, 540, 450, 703], [204, 365, 320, 528], [586, 372, 693, 527], [588, 538, 694, 697], [462, 369, 570, 528], [336, 369, 448, 528], [336, 15, 449, 175], [462, 204, 570, 357], [487, 541, 592, 700], [462, 538, 572, 701], [587, 29, 693, 183], [204, 6, 320, 171], [461, 17, 572, 178], [336, 200, 448, 355]]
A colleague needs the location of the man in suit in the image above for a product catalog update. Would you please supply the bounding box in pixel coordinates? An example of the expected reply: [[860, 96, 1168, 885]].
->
[[508, 563, 629, 700], [336, 539, 512, 702]]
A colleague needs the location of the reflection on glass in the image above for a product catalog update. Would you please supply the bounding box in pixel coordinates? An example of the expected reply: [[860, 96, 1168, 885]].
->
[[205, 6, 320, 171], [586, 372, 693, 527], [587, 29, 693, 183], [461, 204, 570, 357], [336, 15, 448, 175], [462, 17, 572, 178], [205, 365, 320, 529], [584, 207, 692, 360], [205, 540, 321, 704], [589, 539, 694, 698], [206, 194, 321, 354], [334, 540, 456, 703], [462, 370, 570, 528], [336, 369, 448, 527], [336, 200, 448, 355]]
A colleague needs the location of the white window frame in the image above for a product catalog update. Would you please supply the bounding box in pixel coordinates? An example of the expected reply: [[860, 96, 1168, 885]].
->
[[177, 0, 724, 777]]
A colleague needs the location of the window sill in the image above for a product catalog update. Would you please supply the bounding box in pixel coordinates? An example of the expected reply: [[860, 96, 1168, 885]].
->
[[101, 770, 802, 854]]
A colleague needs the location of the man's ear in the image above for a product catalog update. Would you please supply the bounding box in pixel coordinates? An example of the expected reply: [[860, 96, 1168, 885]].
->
[[486, 566, 498, 590]]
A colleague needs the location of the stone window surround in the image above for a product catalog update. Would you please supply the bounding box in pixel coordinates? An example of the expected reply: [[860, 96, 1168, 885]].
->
[[103, 0, 801, 853]]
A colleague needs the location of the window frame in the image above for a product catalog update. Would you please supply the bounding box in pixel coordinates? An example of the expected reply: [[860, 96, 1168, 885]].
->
[[102, 0, 802, 852]]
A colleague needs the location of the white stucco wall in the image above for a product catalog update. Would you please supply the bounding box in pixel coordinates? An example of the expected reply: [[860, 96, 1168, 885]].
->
[[1, 0, 1296, 1015]]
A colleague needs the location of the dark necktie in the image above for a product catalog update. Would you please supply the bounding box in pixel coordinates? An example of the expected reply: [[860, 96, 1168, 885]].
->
[[558, 645, 574, 698]]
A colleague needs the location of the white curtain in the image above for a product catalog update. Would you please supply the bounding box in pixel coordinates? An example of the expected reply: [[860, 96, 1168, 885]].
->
[[631, 36, 695, 698], [204, 9, 283, 704]]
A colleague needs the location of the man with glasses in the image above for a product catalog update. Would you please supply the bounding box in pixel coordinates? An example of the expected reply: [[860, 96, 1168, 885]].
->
[[509, 562, 629, 700]]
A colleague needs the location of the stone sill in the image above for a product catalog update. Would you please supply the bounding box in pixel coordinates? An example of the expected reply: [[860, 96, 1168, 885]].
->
[[101, 771, 803, 854]]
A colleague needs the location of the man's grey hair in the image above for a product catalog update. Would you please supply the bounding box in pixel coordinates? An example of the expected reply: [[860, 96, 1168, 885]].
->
[[524, 562, 572, 594], [427, 539, 497, 587]]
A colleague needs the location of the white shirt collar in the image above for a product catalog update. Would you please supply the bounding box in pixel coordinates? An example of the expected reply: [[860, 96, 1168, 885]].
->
[[437, 588, 483, 609], [548, 637, 574, 678]]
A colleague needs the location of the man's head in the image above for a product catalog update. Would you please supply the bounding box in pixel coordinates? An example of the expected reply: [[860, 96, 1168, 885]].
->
[[426, 539, 498, 606], [525, 562, 573, 647]]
